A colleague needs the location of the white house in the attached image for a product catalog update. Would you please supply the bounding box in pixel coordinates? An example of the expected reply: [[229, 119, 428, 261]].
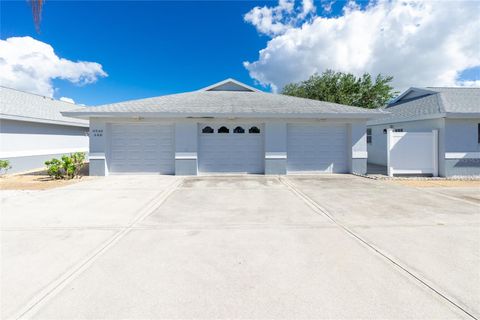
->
[[0, 87, 89, 173], [63, 78, 385, 176], [367, 87, 480, 177]]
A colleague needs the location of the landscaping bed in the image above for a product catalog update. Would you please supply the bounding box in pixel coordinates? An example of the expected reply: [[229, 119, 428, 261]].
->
[[0, 164, 91, 190]]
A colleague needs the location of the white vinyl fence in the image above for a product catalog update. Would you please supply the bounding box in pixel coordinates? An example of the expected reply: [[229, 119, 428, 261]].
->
[[387, 129, 438, 177]]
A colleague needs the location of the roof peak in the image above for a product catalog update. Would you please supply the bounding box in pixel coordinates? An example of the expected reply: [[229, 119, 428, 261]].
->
[[198, 78, 261, 92]]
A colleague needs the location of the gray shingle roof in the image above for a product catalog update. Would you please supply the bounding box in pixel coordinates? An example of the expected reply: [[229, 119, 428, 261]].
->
[[63, 90, 386, 119], [429, 87, 480, 113], [368, 87, 480, 125], [0, 86, 88, 127]]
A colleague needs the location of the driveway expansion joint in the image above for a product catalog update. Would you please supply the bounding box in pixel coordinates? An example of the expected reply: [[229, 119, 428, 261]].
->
[[12, 178, 184, 320], [279, 176, 478, 320]]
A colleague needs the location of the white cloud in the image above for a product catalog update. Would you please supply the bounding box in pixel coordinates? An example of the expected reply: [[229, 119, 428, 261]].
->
[[0, 36, 107, 97], [59, 97, 75, 104], [244, 0, 480, 92], [244, 0, 316, 36], [459, 80, 480, 87]]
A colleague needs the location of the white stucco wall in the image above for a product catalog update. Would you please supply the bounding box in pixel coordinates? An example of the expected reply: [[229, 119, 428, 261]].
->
[[444, 118, 480, 153], [264, 121, 287, 157], [349, 122, 367, 158], [0, 119, 89, 158], [366, 124, 388, 166], [0, 119, 89, 173]]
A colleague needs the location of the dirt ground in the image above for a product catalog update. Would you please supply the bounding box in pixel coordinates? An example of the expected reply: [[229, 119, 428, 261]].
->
[[389, 179, 480, 188], [0, 165, 92, 190]]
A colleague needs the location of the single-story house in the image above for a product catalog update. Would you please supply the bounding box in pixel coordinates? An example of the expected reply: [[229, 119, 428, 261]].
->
[[63, 78, 385, 176], [367, 87, 480, 177], [0, 86, 89, 173]]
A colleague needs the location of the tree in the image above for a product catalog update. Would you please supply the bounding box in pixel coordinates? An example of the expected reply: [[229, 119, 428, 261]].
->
[[282, 70, 398, 109]]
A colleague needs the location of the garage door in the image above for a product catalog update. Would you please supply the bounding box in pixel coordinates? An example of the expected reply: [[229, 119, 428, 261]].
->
[[198, 124, 264, 174], [287, 123, 348, 173], [108, 123, 174, 174]]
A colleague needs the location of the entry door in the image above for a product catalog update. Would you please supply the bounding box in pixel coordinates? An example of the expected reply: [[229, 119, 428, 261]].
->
[[198, 124, 264, 174], [108, 123, 174, 174], [287, 123, 348, 173]]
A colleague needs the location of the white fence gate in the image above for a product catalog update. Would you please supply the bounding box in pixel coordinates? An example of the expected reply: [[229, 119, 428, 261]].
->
[[387, 129, 438, 177]]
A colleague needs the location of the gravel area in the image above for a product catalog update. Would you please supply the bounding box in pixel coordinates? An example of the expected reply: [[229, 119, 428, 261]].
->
[[388, 179, 480, 188]]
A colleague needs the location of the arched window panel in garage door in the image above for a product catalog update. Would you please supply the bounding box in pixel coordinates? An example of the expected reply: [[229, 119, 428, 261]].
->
[[249, 126, 261, 134], [234, 126, 245, 134], [202, 126, 214, 134]]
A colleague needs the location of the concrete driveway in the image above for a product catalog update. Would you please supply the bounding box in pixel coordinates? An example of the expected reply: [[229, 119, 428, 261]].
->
[[1, 175, 479, 319]]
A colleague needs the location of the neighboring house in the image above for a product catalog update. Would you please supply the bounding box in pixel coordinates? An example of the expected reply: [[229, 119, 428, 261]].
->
[[0, 87, 89, 173], [367, 87, 480, 177], [63, 78, 384, 176]]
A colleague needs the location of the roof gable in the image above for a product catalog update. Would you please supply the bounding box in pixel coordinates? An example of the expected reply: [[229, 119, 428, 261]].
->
[[390, 87, 437, 104], [199, 78, 260, 92], [369, 86, 480, 125]]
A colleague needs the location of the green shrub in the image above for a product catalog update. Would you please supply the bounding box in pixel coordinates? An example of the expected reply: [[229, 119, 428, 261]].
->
[[45, 158, 63, 179], [61, 155, 75, 179], [0, 159, 12, 175], [45, 152, 86, 180], [71, 152, 86, 177]]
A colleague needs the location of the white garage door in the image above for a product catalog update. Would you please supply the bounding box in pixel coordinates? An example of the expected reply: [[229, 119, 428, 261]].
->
[[108, 123, 174, 174], [198, 124, 264, 174], [287, 123, 348, 173]]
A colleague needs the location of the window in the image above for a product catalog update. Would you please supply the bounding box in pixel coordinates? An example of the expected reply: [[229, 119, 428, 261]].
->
[[249, 126, 260, 134], [478, 124, 480, 144], [218, 126, 229, 133], [234, 126, 245, 134], [202, 126, 214, 134], [366, 128, 372, 144]]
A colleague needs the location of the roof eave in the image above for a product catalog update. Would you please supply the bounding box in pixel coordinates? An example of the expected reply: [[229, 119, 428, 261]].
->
[[444, 112, 480, 118], [367, 113, 447, 126], [62, 111, 385, 120], [1, 113, 89, 127]]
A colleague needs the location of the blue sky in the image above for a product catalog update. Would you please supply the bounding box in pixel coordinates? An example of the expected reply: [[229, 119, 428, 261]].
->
[[1, 0, 479, 106], [1, 1, 280, 104]]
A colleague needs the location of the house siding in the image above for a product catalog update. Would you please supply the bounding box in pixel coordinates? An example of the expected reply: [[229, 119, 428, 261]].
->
[[444, 159, 480, 177], [0, 119, 89, 173], [444, 119, 480, 153], [444, 118, 480, 177]]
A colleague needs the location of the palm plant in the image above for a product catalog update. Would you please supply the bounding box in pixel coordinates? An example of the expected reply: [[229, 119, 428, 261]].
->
[[29, 0, 44, 32]]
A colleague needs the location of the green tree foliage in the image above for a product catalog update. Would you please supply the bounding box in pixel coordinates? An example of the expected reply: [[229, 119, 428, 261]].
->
[[282, 70, 398, 109]]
